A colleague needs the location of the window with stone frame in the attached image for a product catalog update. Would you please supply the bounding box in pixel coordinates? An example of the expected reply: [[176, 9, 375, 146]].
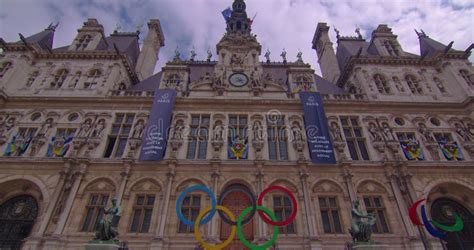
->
[[273, 195, 296, 234], [363, 196, 390, 233], [433, 77, 447, 94], [129, 194, 155, 233], [340, 116, 370, 160], [433, 132, 463, 161], [104, 113, 135, 158], [392, 76, 405, 93], [70, 71, 81, 88], [55, 128, 77, 138], [267, 115, 288, 160], [164, 73, 182, 87], [383, 40, 399, 56], [186, 114, 210, 160], [396, 132, 416, 142], [26, 71, 39, 87], [459, 69, 473, 86], [84, 69, 101, 89], [0, 62, 12, 78], [405, 75, 423, 95], [373, 74, 391, 94], [51, 69, 68, 88], [318, 196, 343, 234], [81, 193, 109, 232], [76, 34, 92, 50], [228, 115, 248, 159], [178, 194, 201, 233], [17, 127, 37, 140]]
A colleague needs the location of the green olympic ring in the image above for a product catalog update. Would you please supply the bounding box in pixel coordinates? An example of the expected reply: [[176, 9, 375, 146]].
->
[[237, 206, 279, 250]]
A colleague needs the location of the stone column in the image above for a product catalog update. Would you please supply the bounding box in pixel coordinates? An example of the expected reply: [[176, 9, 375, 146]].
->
[[157, 162, 176, 237], [255, 161, 265, 240], [208, 161, 221, 241], [299, 167, 317, 238], [117, 161, 132, 203], [53, 160, 88, 235], [340, 162, 356, 201], [35, 160, 73, 236]]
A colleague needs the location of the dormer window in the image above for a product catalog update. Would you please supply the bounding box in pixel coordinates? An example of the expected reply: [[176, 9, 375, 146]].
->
[[26, 71, 39, 87], [51, 69, 68, 88], [84, 69, 101, 89], [459, 69, 473, 86], [405, 75, 423, 95], [373, 74, 390, 94], [76, 35, 92, 50], [0, 62, 12, 78], [383, 40, 398, 56]]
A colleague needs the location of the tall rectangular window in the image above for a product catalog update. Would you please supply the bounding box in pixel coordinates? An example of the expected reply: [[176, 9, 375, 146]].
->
[[267, 116, 288, 160], [273, 195, 296, 234], [186, 115, 210, 159], [104, 113, 135, 158], [318, 196, 343, 233], [129, 194, 155, 233], [228, 115, 248, 159], [81, 194, 109, 232], [340, 116, 369, 160], [363, 196, 390, 233], [178, 195, 201, 233]]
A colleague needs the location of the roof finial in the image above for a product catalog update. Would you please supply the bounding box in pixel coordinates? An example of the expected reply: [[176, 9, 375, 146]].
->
[[355, 26, 362, 39], [47, 22, 59, 31], [334, 27, 340, 39], [114, 23, 122, 33]]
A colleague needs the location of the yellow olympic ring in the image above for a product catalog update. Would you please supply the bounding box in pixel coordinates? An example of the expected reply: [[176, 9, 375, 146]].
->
[[194, 205, 236, 250]]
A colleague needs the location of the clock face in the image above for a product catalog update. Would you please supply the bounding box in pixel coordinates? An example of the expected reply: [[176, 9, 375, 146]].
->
[[229, 73, 249, 87]]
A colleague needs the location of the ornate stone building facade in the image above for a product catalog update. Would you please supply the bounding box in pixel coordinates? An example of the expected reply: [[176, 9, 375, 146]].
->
[[0, 0, 473, 249]]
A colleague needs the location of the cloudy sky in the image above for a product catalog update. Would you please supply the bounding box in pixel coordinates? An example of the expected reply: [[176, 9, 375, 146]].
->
[[0, 0, 472, 74]]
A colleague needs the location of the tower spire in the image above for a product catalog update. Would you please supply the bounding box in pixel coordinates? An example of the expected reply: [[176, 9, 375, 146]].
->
[[226, 0, 252, 34]]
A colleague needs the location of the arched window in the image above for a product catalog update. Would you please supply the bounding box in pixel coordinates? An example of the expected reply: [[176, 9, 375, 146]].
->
[[392, 76, 404, 92], [51, 69, 68, 88], [84, 69, 101, 89], [405, 75, 423, 95], [373, 74, 390, 94], [357, 181, 391, 234], [76, 34, 92, 50], [0, 62, 12, 78], [459, 69, 473, 86], [433, 77, 447, 94], [26, 71, 39, 87], [69, 71, 81, 88]]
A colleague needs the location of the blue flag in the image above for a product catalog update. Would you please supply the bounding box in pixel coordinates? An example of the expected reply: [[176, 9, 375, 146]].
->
[[222, 7, 232, 23]]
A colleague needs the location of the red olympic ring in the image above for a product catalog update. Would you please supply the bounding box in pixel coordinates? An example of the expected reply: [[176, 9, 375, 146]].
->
[[257, 185, 298, 226]]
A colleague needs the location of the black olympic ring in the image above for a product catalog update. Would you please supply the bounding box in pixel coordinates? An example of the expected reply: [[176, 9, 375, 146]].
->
[[217, 185, 257, 226]]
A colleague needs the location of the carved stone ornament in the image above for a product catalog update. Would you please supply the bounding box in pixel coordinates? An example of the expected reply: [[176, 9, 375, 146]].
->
[[127, 138, 142, 158]]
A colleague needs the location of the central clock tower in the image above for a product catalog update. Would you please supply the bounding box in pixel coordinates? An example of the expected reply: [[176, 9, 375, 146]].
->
[[214, 0, 263, 95]]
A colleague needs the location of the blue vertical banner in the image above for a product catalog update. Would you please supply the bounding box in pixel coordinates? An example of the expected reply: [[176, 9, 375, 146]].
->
[[300, 92, 336, 164], [139, 89, 177, 161]]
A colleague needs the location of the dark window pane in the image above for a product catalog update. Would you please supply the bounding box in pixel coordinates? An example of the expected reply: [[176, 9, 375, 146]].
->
[[192, 196, 201, 206], [82, 208, 94, 231], [141, 209, 153, 233], [363, 198, 371, 207], [90, 195, 98, 205], [201, 117, 210, 125], [121, 125, 132, 135], [321, 210, 331, 233], [229, 117, 237, 125], [268, 141, 277, 160], [104, 137, 117, 158], [115, 114, 124, 123], [319, 198, 327, 208], [114, 138, 128, 158], [147, 196, 155, 205], [378, 211, 390, 233], [191, 117, 200, 125], [126, 114, 135, 124], [350, 118, 359, 126], [279, 141, 288, 160], [354, 128, 362, 137], [275, 210, 283, 220], [283, 197, 291, 206], [358, 140, 370, 160], [239, 117, 247, 125], [343, 128, 352, 137], [137, 196, 144, 205], [347, 140, 359, 160], [329, 198, 337, 208], [340, 118, 348, 126], [101, 196, 109, 205], [186, 140, 197, 159], [273, 197, 281, 207], [197, 141, 207, 159], [112, 125, 120, 134], [286, 222, 295, 233], [130, 209, 141, 232], [182, 196, 190, 206], [374, 197, 381, 207], [94, 209, 105, 231], [332, 210, 342, 233]]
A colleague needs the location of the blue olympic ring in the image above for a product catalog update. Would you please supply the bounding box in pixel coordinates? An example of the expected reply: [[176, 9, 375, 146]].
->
[[175, 185, 217, 226]]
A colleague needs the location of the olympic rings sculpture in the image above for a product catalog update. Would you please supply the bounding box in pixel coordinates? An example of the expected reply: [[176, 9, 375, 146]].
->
[[176, 184, 298, 249], [408, 199, 464, 239]]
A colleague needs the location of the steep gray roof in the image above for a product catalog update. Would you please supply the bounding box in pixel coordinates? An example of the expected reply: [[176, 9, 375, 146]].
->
[[17, 29, 55, 50], [131, 72, 162, 91], [418, 34, 458, 58], [314, 74, 347, 94], [336, 39, 370, 70]]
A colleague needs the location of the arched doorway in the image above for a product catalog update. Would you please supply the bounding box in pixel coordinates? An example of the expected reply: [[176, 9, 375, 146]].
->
[[220, 184, 254, 250], [0, 195, 38, 249], [431, 198, 474, 249]]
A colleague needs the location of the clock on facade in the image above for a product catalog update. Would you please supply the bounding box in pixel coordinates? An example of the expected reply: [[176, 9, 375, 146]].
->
[[229, 73, 249, 87]]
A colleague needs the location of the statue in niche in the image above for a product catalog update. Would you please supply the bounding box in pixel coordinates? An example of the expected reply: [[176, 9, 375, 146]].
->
[[296, 51, 303, 62], [132, 119, 145, 139], [230, 53, 243, 65], [190, 48, 197, 61], [368, 122, 383, 142], [349, 199, 376, 243], [173, 48, 181, 61], [172, 121, 185, 140], [37, 118, 53, 137], [264, 49, 271, 63], [94, 197, 122, 241], [250, 71, 260, 88], [77, 119, 92, 138], [213, 122, 224, 141], [330, 122, 344, 142], [280, 49, 287, 63], [381, 122, 396, 141], [90, 119, 106, 138], [417, 123, 435, 142], [455, 123, 471, 141], [253, 120, 264, 140], [291, 123, 303, 142], [5, 117, 15, 131]]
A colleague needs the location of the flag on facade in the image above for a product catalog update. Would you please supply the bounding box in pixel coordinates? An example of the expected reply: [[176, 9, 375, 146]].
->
[[222, 7, 232, 23]]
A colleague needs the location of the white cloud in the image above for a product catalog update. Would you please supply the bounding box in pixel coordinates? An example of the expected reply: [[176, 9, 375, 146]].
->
[[0, 0, 472, 76]]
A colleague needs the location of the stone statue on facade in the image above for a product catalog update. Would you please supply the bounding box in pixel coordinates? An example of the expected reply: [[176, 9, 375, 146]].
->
[[37, 118, 53, 137], [77, 119, 92, 138], [296, 51, 303, 63], [132, 120, 145, 139], [349, 199, 376, 243], [172, 121, 185, 140], [417, 123, 435, 142], [250, 71, 261, 88], [291, 123, 304, 142], [330, 122, 344, 142], [253, 120, 264, 140], [264, 49, 271, 63], [207, 49, 212, 62], [94, 197, 122, 241], [213, 123, 224, 141], [173, 48, 181, 61], [381, 122, 396, 141], [5, 117, 15, 132], [455, 123, 472, 141], [190, 48, 197, 61], [90, 119, 105, 138], [280, 49, 287, 63], [368, 122, 383, 142]]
